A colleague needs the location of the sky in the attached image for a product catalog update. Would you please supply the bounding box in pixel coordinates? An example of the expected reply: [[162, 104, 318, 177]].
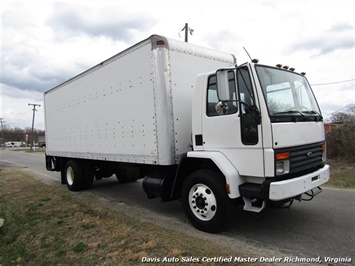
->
[[1, 0, 355, 130]]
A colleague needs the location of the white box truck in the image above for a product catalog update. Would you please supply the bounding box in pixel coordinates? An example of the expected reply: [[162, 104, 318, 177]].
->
[[45, 35, 330, 232]]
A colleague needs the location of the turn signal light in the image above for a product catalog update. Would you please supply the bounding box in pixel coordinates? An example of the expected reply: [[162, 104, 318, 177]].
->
[[276, 152, 290, 160], [322, 144, 326, 162], [226, 183, 231, 194]]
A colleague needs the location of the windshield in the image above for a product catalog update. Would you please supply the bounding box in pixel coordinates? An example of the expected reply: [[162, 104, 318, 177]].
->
[[256, 65, 322, 121]]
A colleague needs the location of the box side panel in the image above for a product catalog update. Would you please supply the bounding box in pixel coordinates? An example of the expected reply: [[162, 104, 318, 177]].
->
[[45, 41, 159, 164], [45, 35, 237, 165]]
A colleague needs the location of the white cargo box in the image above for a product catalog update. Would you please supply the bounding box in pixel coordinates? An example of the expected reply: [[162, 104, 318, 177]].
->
[[45, 35, 235, 165]]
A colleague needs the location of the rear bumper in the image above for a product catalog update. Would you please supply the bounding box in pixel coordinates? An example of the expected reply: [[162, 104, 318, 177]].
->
[[269, 164, 330, 201]]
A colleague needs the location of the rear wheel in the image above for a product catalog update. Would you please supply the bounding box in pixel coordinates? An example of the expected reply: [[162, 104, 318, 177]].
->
[[64, 160, 84, 191], [181, 170, 232, 233]]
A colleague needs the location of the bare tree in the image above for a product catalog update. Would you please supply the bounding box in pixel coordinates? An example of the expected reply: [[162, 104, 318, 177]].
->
[[326, 104, 355, 159]]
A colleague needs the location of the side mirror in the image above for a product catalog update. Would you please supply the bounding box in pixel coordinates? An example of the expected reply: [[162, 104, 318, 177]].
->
[[215, 101, 228, 115], [216, 70, 230, 101]]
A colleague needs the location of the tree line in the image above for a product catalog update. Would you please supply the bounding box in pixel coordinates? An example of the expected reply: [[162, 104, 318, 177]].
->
[[326, 104, 355, 160], [0, 126, 45, 145]]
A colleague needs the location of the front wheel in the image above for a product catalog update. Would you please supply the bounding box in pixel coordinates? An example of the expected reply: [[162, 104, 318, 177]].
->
[[181, 170, 231, 233]]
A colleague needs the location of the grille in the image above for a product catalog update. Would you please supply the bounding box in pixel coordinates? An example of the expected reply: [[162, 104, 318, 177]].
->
[[275, 142, 324, 179]]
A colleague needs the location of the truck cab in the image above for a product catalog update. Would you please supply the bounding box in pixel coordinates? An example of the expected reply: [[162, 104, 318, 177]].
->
[[182, 62, 330, 230]]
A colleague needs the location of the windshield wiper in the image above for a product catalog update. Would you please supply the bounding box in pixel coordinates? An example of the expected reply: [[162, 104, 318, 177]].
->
[[303, 110, 323, 120], [272, 110, 323, 121], [273, 110, 306, 117], [302, 110, 323, 119]]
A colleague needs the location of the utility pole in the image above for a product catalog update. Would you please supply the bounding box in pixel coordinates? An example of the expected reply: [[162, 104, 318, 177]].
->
[[181, 23, 194, 42], [0, 118, 5, 148], [28, 103, 41, 151]]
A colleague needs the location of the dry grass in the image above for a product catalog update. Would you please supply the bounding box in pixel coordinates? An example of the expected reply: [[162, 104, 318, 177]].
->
[[0, 168, 249, 266], [325, 159, 355, 189]]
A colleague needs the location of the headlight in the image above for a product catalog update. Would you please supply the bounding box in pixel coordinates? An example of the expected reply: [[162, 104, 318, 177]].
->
[[276, 160, 290, 175]]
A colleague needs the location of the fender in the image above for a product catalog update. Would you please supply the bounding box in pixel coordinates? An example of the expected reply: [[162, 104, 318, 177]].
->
[[187, 151, 244, 199]]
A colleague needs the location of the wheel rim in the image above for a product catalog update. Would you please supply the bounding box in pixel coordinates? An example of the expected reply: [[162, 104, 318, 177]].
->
[[188, 183, 217, 221], [66, 166, 74, 186]]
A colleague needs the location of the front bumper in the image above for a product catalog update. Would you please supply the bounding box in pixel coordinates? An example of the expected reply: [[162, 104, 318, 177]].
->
[[269, 164, 330, 201]]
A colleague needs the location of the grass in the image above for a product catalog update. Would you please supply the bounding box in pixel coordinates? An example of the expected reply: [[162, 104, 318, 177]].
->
[[0, 168, 248, 266], [8, 147, 45, 153], [325, 159, 355, 189]]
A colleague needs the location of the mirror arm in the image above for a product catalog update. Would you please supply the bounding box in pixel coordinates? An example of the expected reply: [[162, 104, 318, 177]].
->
[[239, 101, 261, 125]]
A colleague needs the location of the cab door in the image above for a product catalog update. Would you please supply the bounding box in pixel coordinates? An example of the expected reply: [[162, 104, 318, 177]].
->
[[201, 66, 264, 177]]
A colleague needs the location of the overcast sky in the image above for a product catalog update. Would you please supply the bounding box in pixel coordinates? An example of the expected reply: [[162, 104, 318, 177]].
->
[[1, 0, 354, 130]]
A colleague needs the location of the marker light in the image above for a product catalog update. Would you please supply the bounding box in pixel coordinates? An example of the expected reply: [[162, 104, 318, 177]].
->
[[156, 40, 165, 45], [276, 64, 283, 68], [290, 67, 296, 71], [301, 72, 306, 76], [252, 59, 259, 63], [283, 66, 289, 70]]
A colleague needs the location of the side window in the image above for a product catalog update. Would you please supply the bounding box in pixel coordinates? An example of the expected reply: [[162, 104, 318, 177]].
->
[[207, 75, 218, 116], [206, 71, 237, 116], [237, 67, 254, 114], [237, 67, 259, 145]]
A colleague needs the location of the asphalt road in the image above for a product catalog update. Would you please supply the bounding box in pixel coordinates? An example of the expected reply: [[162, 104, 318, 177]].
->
[[1, 148, 354, 264]]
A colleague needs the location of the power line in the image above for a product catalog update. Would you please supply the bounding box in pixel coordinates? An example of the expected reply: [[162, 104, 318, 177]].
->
[[311, 79, 355, 86], [323, 102, 354, 117]]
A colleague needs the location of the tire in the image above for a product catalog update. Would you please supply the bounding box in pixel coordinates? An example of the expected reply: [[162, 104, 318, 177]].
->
[[181, 170, 231, 233], [64, 160, 85, 191]]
